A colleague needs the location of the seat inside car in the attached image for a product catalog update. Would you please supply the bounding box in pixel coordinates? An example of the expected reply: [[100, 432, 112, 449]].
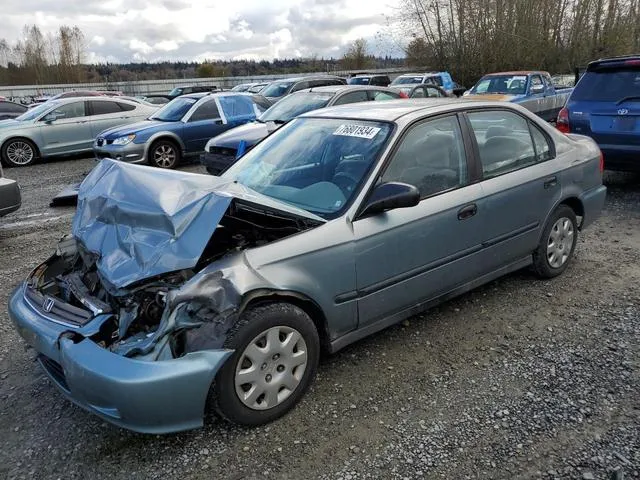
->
[[385, 133, 461, 196]]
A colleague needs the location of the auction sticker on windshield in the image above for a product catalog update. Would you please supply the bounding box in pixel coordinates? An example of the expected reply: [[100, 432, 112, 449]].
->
[[333, 124, 381, 139]]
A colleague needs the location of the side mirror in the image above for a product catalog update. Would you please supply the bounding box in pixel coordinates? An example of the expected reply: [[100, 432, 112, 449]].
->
[[361, 182, 420, 217], [531, 84, 544, 94], [43, 112, 59, 123]]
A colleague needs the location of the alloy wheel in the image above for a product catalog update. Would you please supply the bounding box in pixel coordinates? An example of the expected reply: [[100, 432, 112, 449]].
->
[[153, 144, 176, 168], [6, 141, 34, 166]]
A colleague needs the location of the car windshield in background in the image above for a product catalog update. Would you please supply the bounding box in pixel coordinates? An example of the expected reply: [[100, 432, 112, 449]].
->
[[150, 97, 197, 121], [168, 88, 184, 97], [15, 101, 58, 121], [571, 66, 640, 102], [472, 75, 528, 95], [222, 117, 392, 218], [261, 82, 295, 97], [260, 92, 333, 123], [347, 77, 371, 85], [392, 76, 424, 85]]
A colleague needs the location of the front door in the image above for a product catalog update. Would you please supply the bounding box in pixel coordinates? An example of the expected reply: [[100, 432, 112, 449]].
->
[[183, 98, 225, 154], [353, 114, 488, 327], [39, 101, 92, 155]]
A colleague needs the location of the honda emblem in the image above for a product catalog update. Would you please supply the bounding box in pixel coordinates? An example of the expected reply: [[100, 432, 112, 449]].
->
[[618, 108, 629, 115], [42, 297, 55, 313]]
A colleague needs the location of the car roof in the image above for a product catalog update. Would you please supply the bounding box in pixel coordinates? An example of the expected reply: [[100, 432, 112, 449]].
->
[[484, 71, 546, 76], [299, 85, 390, 94], [301, 98, 515, 122], [269, 75, 343, 83]]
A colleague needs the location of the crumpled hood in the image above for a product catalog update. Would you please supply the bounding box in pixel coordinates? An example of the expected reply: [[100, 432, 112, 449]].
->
[[466, 93, 519, 102], [99, 120, 168, 139], [207, 121, 272, 150], [72, 159, 324, 290]]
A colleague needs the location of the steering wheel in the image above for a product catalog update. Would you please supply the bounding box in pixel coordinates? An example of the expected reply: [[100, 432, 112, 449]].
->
[[332, 172, 359, 196]]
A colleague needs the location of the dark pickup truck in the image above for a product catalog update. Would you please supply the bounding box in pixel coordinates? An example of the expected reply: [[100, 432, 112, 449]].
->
[[466, 71, 573, 122]]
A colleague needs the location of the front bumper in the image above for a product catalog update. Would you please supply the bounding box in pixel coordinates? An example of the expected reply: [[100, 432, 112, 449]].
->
[[9, 283, 232, 434], [0, 177, 21, 217], [93, 142, 147, 164]]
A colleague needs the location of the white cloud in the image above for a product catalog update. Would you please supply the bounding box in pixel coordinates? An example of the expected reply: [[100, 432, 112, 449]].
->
[[1, 0, 404, 63]]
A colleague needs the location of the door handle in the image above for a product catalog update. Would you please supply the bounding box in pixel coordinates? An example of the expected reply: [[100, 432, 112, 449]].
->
[[544, 176, 558, 189], [457, 203, 478, 220]]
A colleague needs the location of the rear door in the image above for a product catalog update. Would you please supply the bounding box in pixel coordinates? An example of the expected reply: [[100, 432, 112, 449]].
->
[[567, 63, 640, 159], [39, 101, 93, 155], [464, 108, 563, 267], [88, 100, 135, 137]]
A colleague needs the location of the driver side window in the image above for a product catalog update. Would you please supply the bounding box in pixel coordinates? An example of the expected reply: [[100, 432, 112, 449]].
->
[[380, 115, 468, 199], [44, 101, 85, 120], [189, 100, 220, 122]]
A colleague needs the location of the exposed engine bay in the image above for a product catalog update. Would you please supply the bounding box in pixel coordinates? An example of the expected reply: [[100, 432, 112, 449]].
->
[[28, 199, 320, 359]]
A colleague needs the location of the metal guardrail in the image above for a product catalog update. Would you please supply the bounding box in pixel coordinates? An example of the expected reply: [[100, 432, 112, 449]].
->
[[0, 67, 426, 100]]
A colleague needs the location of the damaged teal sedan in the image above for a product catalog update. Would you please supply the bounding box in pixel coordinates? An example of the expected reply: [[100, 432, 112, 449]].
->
[[9, 100, 606, 433]]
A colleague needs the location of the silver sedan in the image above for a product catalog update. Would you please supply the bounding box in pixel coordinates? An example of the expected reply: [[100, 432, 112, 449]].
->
[[0, 97, 157, 167]]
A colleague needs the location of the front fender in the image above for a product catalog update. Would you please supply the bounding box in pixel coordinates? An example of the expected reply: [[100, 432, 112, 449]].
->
[[142, 131, 187, 155]]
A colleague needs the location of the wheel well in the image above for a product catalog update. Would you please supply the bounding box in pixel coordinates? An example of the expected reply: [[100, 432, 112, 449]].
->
[[560, 197, 584, 227], [2, 136, 40, 158], [241, 291, 331, 353]]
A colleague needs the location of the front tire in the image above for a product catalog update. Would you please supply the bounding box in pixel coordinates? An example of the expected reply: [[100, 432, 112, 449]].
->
[[210, 303, 320, 426], [2, 138, 37, 167], [533, 205, 578, 278], [148, 140, 180, 169]]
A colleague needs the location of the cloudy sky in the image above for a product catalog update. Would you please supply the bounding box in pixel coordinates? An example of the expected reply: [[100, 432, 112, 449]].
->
[[3, 0, 404, 63]]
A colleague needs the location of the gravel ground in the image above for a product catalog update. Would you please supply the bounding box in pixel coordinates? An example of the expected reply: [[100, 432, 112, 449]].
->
[[0, 159, 638, 480]]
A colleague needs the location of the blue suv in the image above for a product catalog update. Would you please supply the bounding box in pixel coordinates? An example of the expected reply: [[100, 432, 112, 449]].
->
[[558, 55, 640, 172]]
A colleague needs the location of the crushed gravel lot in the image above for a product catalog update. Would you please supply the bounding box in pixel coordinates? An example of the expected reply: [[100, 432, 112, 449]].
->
[[0, 158, 638, 480]]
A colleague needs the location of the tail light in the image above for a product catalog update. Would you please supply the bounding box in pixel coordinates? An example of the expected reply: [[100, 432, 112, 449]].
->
[[556, 107, 570, 134], [398, 91, 409, 99]]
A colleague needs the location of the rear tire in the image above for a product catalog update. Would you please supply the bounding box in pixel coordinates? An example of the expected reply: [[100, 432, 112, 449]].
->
[[2, 138, 38, 167], [533, 205, 578, 278], [210, 303, 320, 426], [148, 140, 180, 169]]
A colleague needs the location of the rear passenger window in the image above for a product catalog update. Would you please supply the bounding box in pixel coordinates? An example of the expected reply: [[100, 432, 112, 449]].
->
[[380, 116, 467, 198], [370, 91, 399, 101], [117, 102, 136, 112], [333, 91, 370, 105], [467, 110, 537, 178], [90, 101, 122, 115]]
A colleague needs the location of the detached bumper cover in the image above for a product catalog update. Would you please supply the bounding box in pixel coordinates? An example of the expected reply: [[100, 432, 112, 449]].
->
[[9, 284, 232, 434], [0, 177, 21, 217]]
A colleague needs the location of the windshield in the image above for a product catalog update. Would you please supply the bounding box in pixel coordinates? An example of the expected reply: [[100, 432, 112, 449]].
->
[[168, 88, 184, 97], [471, 75, 528, 95], [391, 76, 424, 85], [261, 81, 295, 98], [150, 97, 197, 121], [572, 66, 640, 102], [260, 92, 332, 123], [347, 77, 370, 85], [222, 117, 392, 218], [16, 101, 58, 121], [231, 84, 250, 92]]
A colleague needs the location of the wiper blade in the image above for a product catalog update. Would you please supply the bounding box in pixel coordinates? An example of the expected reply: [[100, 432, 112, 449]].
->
[[272, 119, 287, 125], [616, 95, 640, 105]]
